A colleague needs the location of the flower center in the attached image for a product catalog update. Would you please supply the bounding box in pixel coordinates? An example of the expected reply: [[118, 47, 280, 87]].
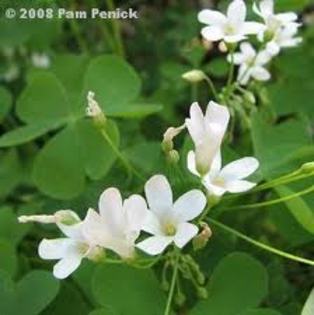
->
[[224, 23, 236, 35], [164, 223, 177, 236], [212, 176, 225, 187]]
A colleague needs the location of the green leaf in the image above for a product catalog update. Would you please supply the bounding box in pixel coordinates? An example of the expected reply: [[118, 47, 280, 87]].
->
[[239, 309, 281, 315], [302, 288, 314, 315], [84, 55, 141, 116], [0, 206, 31, 245], [110, 103, 163, 118], [33, 125, 85, 199], [16, 72, 71, 124], [0, 239, 17, 277], [276, 0, 309, 11], [191, 253, 268, 315], [0, 270, 60, 315], [207, 58, 229, 77], [89, 309, 116, 315], [92, 265, 166, 315], [0, 123, 58, 148], [275, 186, 314, 234], [77, 119, 119, 180], [0, 149, 22, 199], [0, 86, 12, 121], [251, 114, 312, 178]]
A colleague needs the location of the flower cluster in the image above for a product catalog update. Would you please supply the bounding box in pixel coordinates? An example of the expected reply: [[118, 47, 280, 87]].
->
[[19, 97, 260, 279], [198, 0, 302, 85]]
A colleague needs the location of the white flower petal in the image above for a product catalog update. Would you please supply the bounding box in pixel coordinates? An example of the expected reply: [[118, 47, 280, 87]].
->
[[205, 101, 230, 137], [220, 157, 259, 181], [227, 0, 246, 28], [276, 12, 298, 23], [174, 222, 198, 248], [251, 66, 271, 81], [240, 42, 256, 58], [187, 150, 199, 177], [198, 9, 227, 25], [256, 50, 272, 65], [224, 34, 246, 43], [209, 149, 222, 177], [124, 195, 148, 233], [225, 180, 256, 193], [238, 65, 252, 85], [53, 254, 83, 279], [260, 0, 274, 17], [201, 26, 224, 42], [145, 175, 173, 216], [98, 188, 125, 235], [38, 238, 72, 260], [136, 236, 173, 255], [203, 179, 227, 196], [82, 208, 113, 246], [172, 190, 206, 222], [266, 41, 280, 56], [142, 211, 164, 236], [57, 222, 84, 241], [242, 22, 264, 35], [185, 102, 205, 145], [229, 52, 246, 65]]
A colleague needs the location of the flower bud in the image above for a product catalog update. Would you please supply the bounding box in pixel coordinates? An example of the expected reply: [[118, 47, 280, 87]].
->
[[175, 291, 186, 306], [300, 162, 314, 174], [243, 91, 256, 104], [182, 70, 206, 83], [197, 287, 208, 299], [193, 223, 212, 251], [88, 247, 105, 262], [166, 150, 180, 165], [162, 125, 185, 153], [86, 91, 106, 127]]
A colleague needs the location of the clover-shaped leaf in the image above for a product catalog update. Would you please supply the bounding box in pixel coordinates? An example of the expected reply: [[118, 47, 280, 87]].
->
[[0, 270, 60, 315], [191, 253, 268, 315]]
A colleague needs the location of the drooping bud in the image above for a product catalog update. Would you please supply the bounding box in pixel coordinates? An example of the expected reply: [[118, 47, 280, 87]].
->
[[86, 91, 106, 127], [166, 150, 180, 165], [162, 124, 185, 153], [182, 70, 206, 83], [193, 223, 212, 250], [18, 210, 80, 226]]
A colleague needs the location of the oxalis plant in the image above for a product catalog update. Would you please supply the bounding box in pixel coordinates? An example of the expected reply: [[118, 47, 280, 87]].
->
[[0, 0, 310, 314]]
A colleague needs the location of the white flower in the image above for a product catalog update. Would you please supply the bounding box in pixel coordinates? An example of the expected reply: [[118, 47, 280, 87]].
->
[[185, 101, 230, 176], [182, 70, 206, 83], [136, 175, 206, 255], [229, 42, 272, 85], [82, 188, 148, 259], [188, 150, 259, 197], [31, 53, 51, 69], [253, 0, 302, 54], [265, 24, 302, 56], [21, 210, 103, 279], [198, 0, 263, 43]]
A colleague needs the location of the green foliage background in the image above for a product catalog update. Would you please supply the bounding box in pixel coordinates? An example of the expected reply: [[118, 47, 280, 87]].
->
[[0, 0, 313, 314]]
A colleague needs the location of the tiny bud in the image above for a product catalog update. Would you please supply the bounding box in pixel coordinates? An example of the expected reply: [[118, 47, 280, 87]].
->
[[207, 194, 221, 207], [197, 287, 208, 299], [166, 150, 180, 164], [193, 223, 213, 251], [175, 291, 186, 306], [182, 70, 206, 83], [218, 41, 228, 53], [86, 91, 106, 127], [243, 91, 256, 104], [300, 162, 314, 174], [162, 125, 185, 154]]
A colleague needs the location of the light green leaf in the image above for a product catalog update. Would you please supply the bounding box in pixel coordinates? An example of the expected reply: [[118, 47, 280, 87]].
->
[[239, 309, 281, 315], [275, 186, 314, 234], [92, 265, 166, 315], [0, 86, 12, 121], [16, 72, 71, 124], [77, 119, 119, 180], [0, 149, 22, 199], [191, 253, 268, 315], [33, 125, 85, 199], [110, 103, 163, 118], [302, 288, 314, 315], [84, 55, 141, 116], [0, 239, 17, 277], [0, 270, 60, 315], [0, 123, 60, 148]]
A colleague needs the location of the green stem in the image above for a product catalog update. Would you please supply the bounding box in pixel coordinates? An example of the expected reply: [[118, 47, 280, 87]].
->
[[228, 185, 314, 211], [208, 218, 314, 266], [106, 0, 125, 57], [204, 75, 219, 101], [100, 127, 144, 181], [164, 250, 180, 315]]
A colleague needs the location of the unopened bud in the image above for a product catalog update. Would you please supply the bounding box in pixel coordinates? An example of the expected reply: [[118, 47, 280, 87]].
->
[[175, 291, 186, 306], [162, 125, 185, 153], [182, 70, 206, 83], [193, 223, 213, 251], [166, 150, 180, 164], [207, 194, 221, 207], [86, 91, 106, 127], [218, 41, 228, 53], [300, 162, 314, 174], [243, 91, 256, 104], [197, 287, 208, 299], [18, 210, 80, 226]]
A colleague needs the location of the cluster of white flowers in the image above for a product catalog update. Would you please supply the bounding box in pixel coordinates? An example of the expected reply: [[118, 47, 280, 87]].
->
[[198, 0, 302, 85], [19, 97, 260, 279]]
